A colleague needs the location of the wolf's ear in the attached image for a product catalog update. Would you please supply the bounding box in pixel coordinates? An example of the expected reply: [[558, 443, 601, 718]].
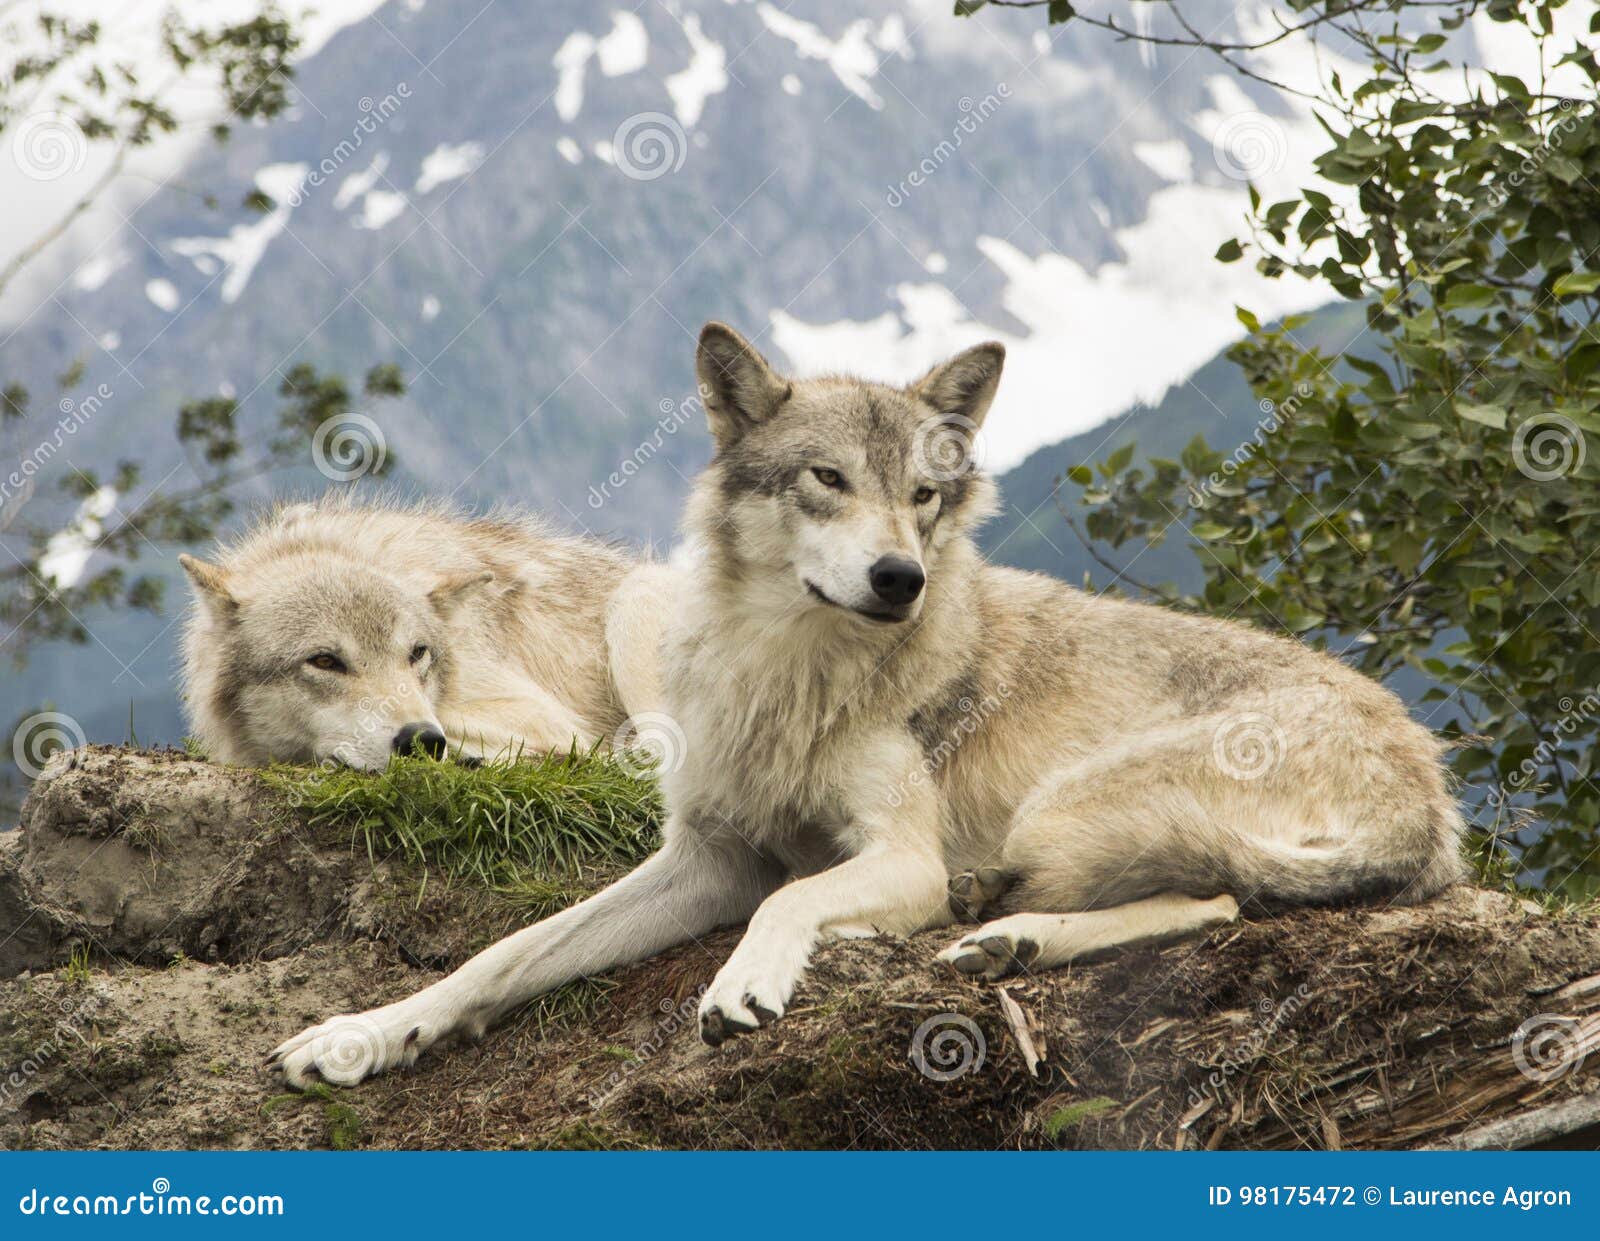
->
[[696, 322, 791, 444], [429, 570, 494, 617], [178, 554, 237, 623], [912, 341, 1006, 428]]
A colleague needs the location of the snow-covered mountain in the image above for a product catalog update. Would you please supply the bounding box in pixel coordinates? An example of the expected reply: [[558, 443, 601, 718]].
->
[[2, 0, 1389, 756]]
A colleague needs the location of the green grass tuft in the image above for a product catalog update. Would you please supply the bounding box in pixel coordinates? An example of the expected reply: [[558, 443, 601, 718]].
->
[[262, 1083, 364, 1150], [1044, 1097, 1118, 1141], [261, 750, 662, 914], [61, 943, 93, 987]]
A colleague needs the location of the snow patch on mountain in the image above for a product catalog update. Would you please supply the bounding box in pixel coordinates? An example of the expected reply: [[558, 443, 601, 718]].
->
[[40, 485, 118, 588], [333, 153, 390, 210], [72, 249, 130, 293], [355, 190, 406, 229], [553, 32, 597, 122], [756, 5, 885, 110], [553, 12, 651, 123], [1132, 139, 1192, 182], [772, 174, 1332, 471], [144, 279, 179, 313], [665, 11, 728, 127], [170, 163, 310, 302], [416, 141, 486, 193], [598, 12, 649, 76]]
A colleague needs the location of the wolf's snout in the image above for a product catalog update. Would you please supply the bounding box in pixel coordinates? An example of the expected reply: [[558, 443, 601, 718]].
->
[[392, 723, 448, 759], [869, 555, 925, 606]]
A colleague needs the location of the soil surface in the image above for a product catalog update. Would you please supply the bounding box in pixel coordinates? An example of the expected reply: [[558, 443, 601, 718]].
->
[[4, 748, 1599, 1150]]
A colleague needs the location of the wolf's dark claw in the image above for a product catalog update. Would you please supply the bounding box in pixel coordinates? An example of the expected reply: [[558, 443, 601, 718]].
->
[[746, 998, 778, 1026], [701, 1005, 758, 1046]]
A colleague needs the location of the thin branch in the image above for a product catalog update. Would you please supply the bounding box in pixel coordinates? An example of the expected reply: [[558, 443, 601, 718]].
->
[[0, 142, 126, 300]]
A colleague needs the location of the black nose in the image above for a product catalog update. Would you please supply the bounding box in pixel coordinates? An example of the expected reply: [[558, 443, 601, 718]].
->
[[392, 723, 447, 758], [868, 555, 925, 606]]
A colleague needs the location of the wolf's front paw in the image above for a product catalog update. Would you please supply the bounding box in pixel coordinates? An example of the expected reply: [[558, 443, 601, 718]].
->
[[265, 1006, 432, 1089], [698, 940, 810, 1046]]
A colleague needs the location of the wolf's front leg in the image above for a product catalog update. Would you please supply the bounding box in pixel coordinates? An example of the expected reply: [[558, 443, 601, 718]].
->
[[443, 685, 596, 759], [268, 831, 779, 1087], [698, 845, 949, 1045]]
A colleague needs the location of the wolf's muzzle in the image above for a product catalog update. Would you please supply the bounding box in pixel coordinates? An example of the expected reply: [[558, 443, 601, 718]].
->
[[392, 723, 448, 759], [869, 555, 925, 606]]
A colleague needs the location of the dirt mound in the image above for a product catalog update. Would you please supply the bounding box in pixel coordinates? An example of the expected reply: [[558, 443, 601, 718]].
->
[[3, 749, 1599, 1150]]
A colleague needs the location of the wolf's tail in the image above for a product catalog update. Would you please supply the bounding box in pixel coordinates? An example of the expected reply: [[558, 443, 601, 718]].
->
[[1196, 820, 1464, 910]]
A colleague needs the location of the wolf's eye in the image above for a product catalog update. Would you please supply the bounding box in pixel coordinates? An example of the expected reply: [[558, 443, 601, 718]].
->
[[812, 468, 844, 489], [307, 653, 347, 673], [410, 644, 430, 666], [914, 486, 937, 505]]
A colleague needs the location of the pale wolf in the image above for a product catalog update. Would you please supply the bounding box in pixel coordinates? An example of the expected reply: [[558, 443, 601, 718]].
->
[[180, 496, 672, 769], [269, 325, 1463, 1085]]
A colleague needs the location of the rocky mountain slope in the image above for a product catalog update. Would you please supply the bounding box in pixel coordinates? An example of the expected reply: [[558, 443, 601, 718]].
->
[[4, 0, 1347, 759]]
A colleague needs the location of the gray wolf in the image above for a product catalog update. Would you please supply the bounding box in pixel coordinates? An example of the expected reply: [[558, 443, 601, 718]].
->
[[268, 324, 1463, 1086], [180, 495, 672, 769]]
